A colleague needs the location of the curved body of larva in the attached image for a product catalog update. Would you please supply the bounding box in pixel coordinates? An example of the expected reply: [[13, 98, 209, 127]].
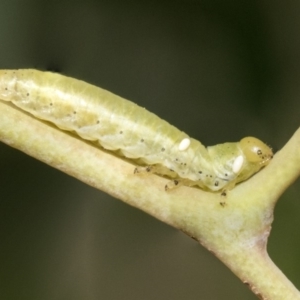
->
[[0, 69, 273, 191]]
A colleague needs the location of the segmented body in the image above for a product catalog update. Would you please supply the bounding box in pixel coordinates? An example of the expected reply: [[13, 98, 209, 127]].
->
[[0, 69, 273, 191]]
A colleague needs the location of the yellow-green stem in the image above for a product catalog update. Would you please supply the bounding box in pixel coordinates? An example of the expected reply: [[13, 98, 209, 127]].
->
[[0, 100, 299, 300]]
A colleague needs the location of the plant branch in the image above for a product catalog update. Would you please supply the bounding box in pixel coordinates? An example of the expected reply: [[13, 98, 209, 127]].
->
[[0, 99, 299, 299]]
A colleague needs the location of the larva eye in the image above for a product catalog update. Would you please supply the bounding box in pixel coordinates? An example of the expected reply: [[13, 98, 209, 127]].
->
[[240, 137, 273, 165]]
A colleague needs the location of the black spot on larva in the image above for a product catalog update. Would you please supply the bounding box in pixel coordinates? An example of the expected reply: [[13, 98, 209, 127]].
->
[[221, 191, 227, 197], [73, 111, 77, 114], [257, 149, 262, 155], [26, 93, 29, 96], [50, 103, 53, 106], [146, 166, 152, 172], [174, 180, 179, 186], [169, 169, 174, 172], [214, 181, 219, 186], [225, 173, 228, 176], [5, 87, 7, 90], [140, 139, 144, 142], [96, 120, 100, 124], [184, 163, 187, 166], [198, 171, 202, 174], [161, 147, 165, 151], [119, 131, 123, 134], [210, 175, 212, 178]]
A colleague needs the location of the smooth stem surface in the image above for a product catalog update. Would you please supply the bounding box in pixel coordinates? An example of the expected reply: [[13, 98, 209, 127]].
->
[[217, 246, 300, 299], [0, 100, 300, 300]]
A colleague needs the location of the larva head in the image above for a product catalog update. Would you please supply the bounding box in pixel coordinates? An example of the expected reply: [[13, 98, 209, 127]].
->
[[240, 137, 273, 166]]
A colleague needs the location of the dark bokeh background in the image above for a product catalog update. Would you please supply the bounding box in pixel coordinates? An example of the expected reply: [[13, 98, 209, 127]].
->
[[0, 1, 299, 299]]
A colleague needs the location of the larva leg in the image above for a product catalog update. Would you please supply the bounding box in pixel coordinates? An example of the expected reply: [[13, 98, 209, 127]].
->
[[133, 165, 154, 175], [134, 164, 177, 178], [219, 189, 228, 207], [165, 178, 196, 191], [219, 177, 241, 206], [221, 177, 238, 193], [218, 176, 244, 206], [165, 179, 182, 191], [221, 190, 227, 197], [134, 165, 186, 191]]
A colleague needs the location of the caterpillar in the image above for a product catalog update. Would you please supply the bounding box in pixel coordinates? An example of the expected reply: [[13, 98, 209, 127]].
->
[[0, 69, 273, 192]]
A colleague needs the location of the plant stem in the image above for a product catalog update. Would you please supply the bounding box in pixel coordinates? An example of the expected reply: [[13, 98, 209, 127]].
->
[[0, 100, 299, 300]]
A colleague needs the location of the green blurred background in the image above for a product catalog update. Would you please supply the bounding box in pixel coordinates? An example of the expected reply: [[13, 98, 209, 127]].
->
[[0, 1, 299, 299]]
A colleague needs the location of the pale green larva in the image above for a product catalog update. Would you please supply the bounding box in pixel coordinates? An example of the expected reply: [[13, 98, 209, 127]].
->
[[0, 69, 273, 192]]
